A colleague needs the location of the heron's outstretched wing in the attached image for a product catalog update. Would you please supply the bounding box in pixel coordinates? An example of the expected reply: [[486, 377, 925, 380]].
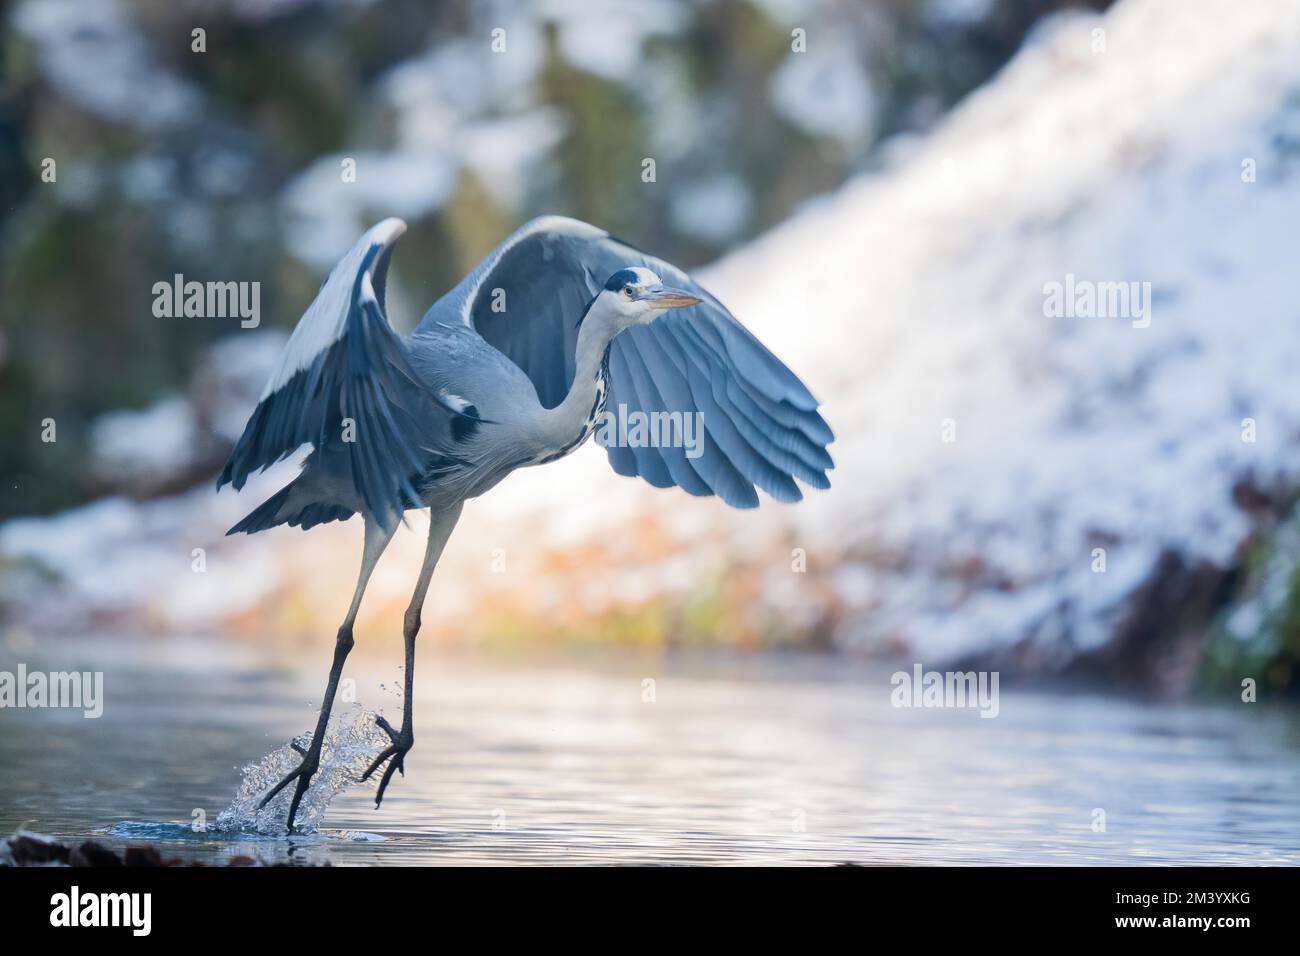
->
[[430, 216, 833, 507], [218, 218, 465, 529]]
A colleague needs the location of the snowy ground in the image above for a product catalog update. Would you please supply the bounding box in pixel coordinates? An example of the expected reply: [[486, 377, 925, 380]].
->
[[5, 0, 1300, 679]]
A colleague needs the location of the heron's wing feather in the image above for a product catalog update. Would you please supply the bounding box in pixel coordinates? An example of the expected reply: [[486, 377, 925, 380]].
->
[[435, 216, 604, 408], [217, 218, 464, 529], [441, 216, 833, 506]]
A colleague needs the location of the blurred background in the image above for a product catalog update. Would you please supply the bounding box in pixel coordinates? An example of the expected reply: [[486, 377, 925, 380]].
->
[[3, 0, 1300, 865], [1, 0, 1094, 513], [2, 0, 1300, 695]]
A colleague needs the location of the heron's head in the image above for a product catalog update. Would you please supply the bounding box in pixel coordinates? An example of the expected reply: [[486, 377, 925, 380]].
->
[[592, 267, 701, 329]]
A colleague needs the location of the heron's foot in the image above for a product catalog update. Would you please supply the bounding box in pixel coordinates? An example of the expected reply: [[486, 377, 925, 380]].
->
[[361, 715, 411, 809], [259, 741, 320, 834]]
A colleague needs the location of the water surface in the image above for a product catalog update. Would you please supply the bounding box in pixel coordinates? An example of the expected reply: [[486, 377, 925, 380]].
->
[[1, 638, 1297, 865]]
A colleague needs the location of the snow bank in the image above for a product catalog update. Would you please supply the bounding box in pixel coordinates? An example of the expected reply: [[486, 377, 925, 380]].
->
[[723, 0, 1300, 659]]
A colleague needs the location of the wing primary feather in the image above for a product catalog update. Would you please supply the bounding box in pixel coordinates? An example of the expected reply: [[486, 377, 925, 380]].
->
[[606, 344, 677, 489], [675, 318, 833, 478], [614, 329, 715, 497], [676, 321, 827, 488], [674, 332, 801, 503]]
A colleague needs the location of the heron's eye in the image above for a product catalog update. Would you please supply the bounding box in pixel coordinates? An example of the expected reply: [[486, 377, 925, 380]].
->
[[624, 286, 635, 297]]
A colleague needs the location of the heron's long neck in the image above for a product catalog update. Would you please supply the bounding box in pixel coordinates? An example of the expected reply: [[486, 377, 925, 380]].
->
[[540, 312, 619, 449]]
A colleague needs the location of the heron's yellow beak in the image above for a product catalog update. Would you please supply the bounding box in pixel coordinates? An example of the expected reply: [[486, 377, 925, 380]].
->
[[644, 286, 701, 310]]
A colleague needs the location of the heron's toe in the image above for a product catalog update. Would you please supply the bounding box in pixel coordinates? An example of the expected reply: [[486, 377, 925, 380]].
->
[[362, 725, 413, 810]]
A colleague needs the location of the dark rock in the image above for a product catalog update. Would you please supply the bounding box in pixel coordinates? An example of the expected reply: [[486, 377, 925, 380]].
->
[[1065, 549, 1242, 698], [123, 846, 169, 867], [1, 831, 320, 866], [8, 833, 70, 865], [70, 840, 123, 867]]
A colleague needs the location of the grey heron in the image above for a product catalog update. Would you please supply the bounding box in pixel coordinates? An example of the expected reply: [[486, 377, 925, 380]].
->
[[218, 216, 834, 832]]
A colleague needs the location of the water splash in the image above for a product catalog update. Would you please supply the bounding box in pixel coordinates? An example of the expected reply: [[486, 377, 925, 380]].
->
[[214, 703, 389, 835]]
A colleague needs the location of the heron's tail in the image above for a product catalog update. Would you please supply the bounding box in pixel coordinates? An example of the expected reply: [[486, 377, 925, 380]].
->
[[226, 479, 355, 535]]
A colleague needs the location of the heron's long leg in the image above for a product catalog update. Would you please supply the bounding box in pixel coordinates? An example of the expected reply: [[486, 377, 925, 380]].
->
[[363, 502, 463, 807], [260, 516, 395, 832]]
